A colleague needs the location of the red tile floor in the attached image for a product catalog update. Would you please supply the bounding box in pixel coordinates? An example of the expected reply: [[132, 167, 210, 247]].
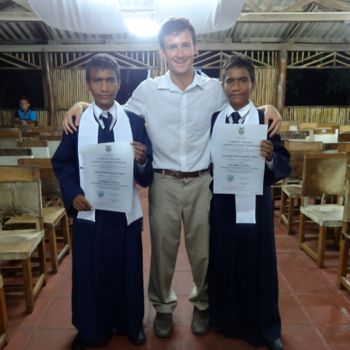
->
[[3, 190, 350, 350]]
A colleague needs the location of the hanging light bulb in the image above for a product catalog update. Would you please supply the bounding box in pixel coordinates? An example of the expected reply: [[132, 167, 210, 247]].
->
[[124, 16, 159, 37]]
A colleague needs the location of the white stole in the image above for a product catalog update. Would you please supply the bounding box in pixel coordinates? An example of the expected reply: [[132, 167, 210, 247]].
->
[[211, 101, 260, 224], [77, 101, 142, 225]]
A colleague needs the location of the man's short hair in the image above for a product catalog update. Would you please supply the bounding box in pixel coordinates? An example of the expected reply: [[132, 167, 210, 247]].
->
[[85, 53, 121, 82], [158, 17, 196, 49], [223, 54, 255, 82]]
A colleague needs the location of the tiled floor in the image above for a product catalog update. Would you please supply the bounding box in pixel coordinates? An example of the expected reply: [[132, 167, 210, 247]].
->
[[2, 192, 350, 350]]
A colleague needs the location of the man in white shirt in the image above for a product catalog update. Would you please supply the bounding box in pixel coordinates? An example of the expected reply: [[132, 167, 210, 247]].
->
[[63, 17, 282, 339]]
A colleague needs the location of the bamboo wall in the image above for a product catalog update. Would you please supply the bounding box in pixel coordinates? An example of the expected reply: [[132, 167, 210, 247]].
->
[[51, 69, 92, 109], [252, 67, 278, 107], [0, 50, 349, 128], [283, 106, 350, 124]]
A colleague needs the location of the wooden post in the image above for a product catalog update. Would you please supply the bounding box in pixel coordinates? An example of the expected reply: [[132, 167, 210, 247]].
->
[[277, 49, 287, 114], [42, 52, 56, 127]]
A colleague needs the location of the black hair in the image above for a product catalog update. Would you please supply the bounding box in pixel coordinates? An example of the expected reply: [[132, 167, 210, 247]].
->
[[19, 96, 30, 103], [85, 53, 121, 82], [222, 54, 255, 82]]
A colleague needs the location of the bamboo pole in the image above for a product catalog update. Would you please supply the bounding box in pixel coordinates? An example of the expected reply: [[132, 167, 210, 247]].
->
[[277, 49, 287, 113], [42, 52, 55, 127]]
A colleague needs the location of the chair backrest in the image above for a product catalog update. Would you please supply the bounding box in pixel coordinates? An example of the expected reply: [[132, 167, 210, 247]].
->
[[0, 129, 22, 147], [298, 122, 318, 130], [301, 153, 348, 197], [0, 129, 22, 139], [0, 166, 43, 226], [17, 158, 61, 205], [281, 130, 309, 140], [16, 140, 50, 158], [284, 140, 323, 152], [339, 125, 350, 133], [280, 120, 290, 132], [284, 142, 323, 180], [0, 148, 32, 156], [340, 165, 350, 241], [17, 140, 48, 148], [313, 127, 337, 135], [338, 143, 350, 153], [338, 132, 350, 143], [0, 148, 33, 165]]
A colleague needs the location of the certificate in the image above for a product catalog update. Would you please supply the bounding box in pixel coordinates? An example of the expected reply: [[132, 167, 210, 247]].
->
[[211, 124, 267, 195], [79, 142, 134, 212]]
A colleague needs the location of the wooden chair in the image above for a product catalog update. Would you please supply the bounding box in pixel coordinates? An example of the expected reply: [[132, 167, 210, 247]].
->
[[0, 148, 33, 165], [298, 153, 347, 267], [338, 143, 350, 153], [0, 273, 8, 350], [39, 135, 61, 157], [313, 127, 338, 143], [0, 166, 46, 312], [339, 125, 350, 133], [17, 140, 50, 158], [337, 165, 350, 293], [338, 132, 350, 143], [280, 141, 323, 234], [297, 122, 318, 130], [281, 130, 310, 141], [0, 129, 22, 148], [8, 159, 71, 273], [280, 120, 290, 132]]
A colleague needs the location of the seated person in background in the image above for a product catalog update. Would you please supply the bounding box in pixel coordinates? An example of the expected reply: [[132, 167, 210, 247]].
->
[[14, 96, 38, 126], [209, 54, 290, 350]]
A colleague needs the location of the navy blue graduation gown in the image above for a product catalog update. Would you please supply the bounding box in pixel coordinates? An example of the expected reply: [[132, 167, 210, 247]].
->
[[52, 111, 153, 343], [208, 110, 290, 347]]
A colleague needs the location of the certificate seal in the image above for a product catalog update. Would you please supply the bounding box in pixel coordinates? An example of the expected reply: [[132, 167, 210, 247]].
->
[[227, 174, 234, 182]]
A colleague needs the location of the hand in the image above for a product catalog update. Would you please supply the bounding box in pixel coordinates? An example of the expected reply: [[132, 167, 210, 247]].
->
[[131, 141, 147, 165], [260, 140, 273, 161], [260, 104, 282, 137], [73, 194, 93, 211], [62, 101, 90, 134]]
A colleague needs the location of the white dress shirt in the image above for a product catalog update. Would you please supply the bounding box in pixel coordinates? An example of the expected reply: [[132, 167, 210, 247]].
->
[[124, 71, 227, 172]]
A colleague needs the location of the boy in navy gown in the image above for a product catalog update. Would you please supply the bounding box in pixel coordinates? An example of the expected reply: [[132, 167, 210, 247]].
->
[[209, 55, 290, 350], [52, 54, 153, 349]]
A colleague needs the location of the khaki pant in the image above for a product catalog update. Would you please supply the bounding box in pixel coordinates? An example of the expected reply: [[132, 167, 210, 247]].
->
[[148, 171, 211, 313]]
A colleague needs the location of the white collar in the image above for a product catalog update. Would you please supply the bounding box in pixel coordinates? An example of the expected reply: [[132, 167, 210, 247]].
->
[[93, 101, 118, 130], [157, 70, 205, 91], [226, 101, 252, 122]]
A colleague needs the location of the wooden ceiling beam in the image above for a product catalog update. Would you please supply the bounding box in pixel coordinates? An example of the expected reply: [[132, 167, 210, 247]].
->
[[1, 10, 350, 23], [0, 42, 349, 53]]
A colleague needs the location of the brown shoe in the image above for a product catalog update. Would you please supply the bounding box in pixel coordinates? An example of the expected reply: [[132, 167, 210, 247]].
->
[[153, 312, 173, 338], [191, 307, 209, 335]]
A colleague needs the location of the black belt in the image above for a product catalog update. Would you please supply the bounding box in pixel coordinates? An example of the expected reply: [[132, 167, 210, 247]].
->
[[154, 168, 209, 178]]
